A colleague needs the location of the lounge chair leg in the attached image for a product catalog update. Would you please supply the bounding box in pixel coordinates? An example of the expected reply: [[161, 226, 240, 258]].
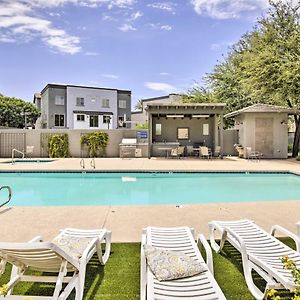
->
[[98, 230, 112, 265]]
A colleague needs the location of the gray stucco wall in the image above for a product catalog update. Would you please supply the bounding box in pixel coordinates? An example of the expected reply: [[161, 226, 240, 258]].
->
[[0, 129, 148, 158], [152, 117, 214, 147], [117, 91, 131, 128], [48, 87, 67, 128], [235, 112, 288, 158]]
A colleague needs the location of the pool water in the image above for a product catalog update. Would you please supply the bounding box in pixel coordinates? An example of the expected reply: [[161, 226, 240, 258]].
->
[[1, 159, 54, 164], [0, 172, 299, 206]]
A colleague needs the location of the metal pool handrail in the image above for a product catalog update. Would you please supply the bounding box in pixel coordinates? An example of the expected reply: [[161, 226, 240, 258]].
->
[[80, 158, 85, 169], [90, 158, 95, 169], [12, 148, 25, 165], [0, 186, 12, 208]]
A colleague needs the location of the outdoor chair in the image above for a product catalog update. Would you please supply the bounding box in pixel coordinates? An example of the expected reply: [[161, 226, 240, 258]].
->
[[214, 146, 221, 158], [209, 219, 300, 300], [234, 145, 244, 158], [199, 146, 211, 159], [141, 226, 226, 299], [245, 147, 263, 160], [170, 146, 185, 159], [0, 228, 112, 300]]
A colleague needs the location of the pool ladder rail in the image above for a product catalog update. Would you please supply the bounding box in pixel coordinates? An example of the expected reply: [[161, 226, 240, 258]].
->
[[0, 186, 12, 208], [80, 158, 96, 169], [11, 148, 25, 165]]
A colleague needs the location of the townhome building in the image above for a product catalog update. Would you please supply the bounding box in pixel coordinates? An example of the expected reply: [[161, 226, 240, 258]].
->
[[34, 84, 131, 129]]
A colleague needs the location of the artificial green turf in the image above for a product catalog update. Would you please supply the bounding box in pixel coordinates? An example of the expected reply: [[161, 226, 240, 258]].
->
[[0, 239, 297, 299]]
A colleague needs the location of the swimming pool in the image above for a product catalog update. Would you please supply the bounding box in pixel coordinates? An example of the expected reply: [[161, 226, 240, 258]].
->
[[0, 171, 300, 206], [1, 159, 55, 164]]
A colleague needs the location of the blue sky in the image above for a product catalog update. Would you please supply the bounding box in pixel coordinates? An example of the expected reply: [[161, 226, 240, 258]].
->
[[0, 0, 273, 109]]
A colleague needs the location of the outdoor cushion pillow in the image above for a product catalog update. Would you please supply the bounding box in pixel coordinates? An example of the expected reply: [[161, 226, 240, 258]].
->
[[144, 245, 207, 281], [52, 235, 93, 260]]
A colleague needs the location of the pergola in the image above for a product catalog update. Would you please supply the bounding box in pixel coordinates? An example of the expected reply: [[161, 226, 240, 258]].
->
[[146, 103, 226, 158]]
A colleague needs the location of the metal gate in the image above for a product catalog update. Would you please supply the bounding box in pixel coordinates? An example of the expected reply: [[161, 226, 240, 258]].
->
[[0, 133, 26, 158]]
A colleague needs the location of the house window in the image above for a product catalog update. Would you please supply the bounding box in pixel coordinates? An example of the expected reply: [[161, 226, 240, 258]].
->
[[76, 114, 85, 122], [89, 115, 99, 127], [54, 114, 64, 127], [203, 124, 209, 135], [55, 95, 64, 105], [102, 99, 110, 108], [119, 100, 127, 109], [103, 115, 111, 124], [155, 124, 162, 136], [118, 116, 125, 127], [76, 97, 84, 106]]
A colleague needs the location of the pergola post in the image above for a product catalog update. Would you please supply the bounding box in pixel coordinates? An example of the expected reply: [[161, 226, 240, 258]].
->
[[147, 112, 152, 159], [220, 113, 224, 158]]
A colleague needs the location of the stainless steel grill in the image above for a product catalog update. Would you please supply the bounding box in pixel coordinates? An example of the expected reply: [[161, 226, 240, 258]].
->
[[119, 138, 137, 158]]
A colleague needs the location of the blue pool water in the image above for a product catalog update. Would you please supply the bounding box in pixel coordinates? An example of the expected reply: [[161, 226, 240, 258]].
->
[[1, 159, 54, 164], [0, 172, 299, 206]]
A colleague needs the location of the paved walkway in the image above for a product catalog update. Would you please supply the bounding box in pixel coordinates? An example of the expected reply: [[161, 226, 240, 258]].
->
[[0, 157, 299, 242]]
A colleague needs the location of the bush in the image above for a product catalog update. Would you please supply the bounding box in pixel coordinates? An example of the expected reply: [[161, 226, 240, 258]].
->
[[80, 131, 109, 157], [48, 134, 69, 158], [136, 122, 148, 129], [297, 155, 300, 161], [288, 143, 293, 153]]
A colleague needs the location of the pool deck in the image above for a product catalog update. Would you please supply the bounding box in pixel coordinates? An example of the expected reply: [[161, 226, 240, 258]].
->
[[0, 157, 300, 242]]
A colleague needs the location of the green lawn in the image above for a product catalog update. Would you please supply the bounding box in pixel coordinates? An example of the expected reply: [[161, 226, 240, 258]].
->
[[0, 239, 297, 299]]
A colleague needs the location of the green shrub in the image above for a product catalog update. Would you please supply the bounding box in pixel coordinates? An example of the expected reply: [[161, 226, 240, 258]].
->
[[288, 143, 293, 153], [48, 134, 69, 158], [80, 131, 109, 157], [297, 155, 300, 161], [136, 122, 148, 129]]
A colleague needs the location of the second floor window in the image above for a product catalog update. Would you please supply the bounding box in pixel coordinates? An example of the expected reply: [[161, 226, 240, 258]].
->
[[102, 99, 110, 108], [90, 115, 99, 127], [119, 100, 127, 109], [54, 114, 64, 127], [55, 95, 64, 106], [76, 97, 84, 106]]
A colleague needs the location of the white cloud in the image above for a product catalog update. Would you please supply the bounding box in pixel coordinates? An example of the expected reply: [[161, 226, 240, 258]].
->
[[161, 24, 172, 31], [85, 51, 100, 55], [0, 0, 136, 54], [190, 0, 271, 19], [130, 10, 143, 21], [160, 72, 169, 76], [119, 23, 136, 31], [210, 41, 233, 51], [102, 74, 119, 79], [145, 82, 176, 93], [147, 2, 176, 14]]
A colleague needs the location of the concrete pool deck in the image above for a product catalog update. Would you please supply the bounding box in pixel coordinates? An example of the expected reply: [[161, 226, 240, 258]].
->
[[0, 157, 299, 242]]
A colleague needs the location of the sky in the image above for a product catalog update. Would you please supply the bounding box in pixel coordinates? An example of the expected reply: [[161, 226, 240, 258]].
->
[[0, 0, 275, 109]]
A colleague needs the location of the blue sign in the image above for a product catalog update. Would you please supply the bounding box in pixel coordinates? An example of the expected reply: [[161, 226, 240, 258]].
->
[[137, 131, 148, 139]]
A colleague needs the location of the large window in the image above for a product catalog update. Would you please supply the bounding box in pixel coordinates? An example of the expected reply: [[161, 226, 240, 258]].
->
[[119, 100, 127, 109], [203, 124, 209, 135], [76, 97, 84, 106], [89, 115, 99, 127], [76, 114, 85, 122], [54, 114, 64, 127], [102, 99, 110, 108], [55, 95, 64, 106], [103, 115, 111, 124]]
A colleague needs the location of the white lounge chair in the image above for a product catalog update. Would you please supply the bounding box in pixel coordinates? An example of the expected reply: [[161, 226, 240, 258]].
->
[[0, 228, 111, 300], [209, 219, 300, 300], [199, 146, 212, 159], [141, 226, 226, 300]]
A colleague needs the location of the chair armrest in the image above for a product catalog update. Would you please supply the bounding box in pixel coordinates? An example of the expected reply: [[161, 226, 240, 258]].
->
[[80, 237, 99, 262], [28, 236, 43, 243], [197, 234, 214, 274], [271, 225, 300, 252]]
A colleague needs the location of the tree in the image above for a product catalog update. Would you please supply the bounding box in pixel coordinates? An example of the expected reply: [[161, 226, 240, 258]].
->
[[187, 1, 300, 157], [0, 95, 40, 128], [134, 99, 143, 111]]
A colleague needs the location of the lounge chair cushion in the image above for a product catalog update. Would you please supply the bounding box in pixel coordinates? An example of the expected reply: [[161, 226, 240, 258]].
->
[[144, 245, 206, 281], [52, 235, 93, 260]]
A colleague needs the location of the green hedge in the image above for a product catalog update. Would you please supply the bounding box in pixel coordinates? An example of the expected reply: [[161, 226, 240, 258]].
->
[[48, 134, 69, 158], [80, 131, 109, 157]]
